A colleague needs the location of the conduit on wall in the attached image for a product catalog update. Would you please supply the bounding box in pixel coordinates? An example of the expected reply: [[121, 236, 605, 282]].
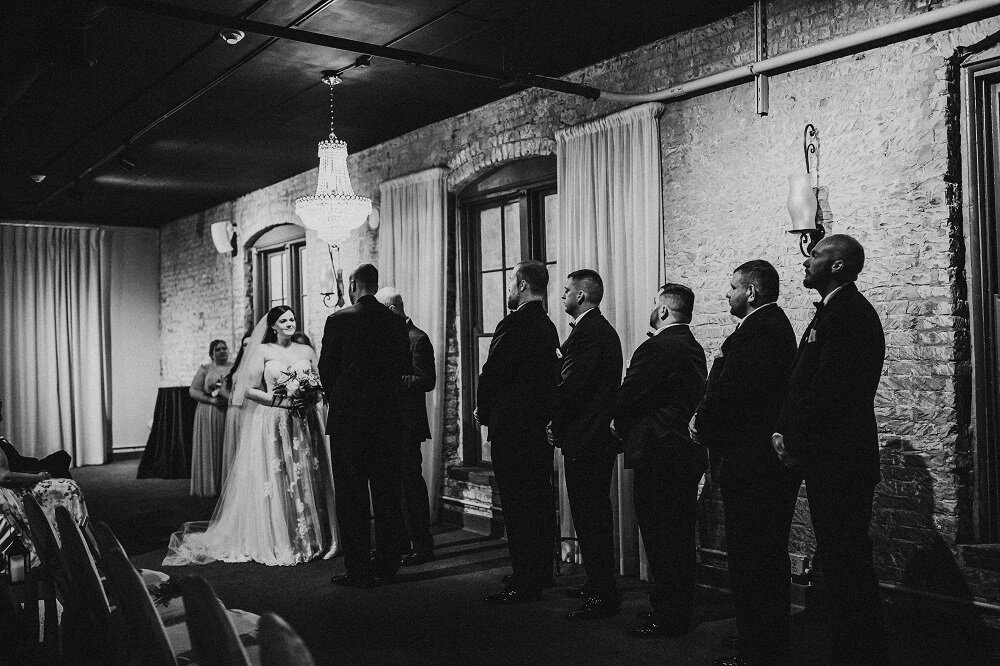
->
[[597, 0, 1000, 105]]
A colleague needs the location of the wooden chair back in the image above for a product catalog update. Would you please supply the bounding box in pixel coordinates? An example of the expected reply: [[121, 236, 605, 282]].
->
[[54, 506, 111, 620], [101, 548, 177, 666], [21, 494, 64, 577], [94, 521, 128, 560], [259, 611, 316, 666], [178, 575, 250, 666]]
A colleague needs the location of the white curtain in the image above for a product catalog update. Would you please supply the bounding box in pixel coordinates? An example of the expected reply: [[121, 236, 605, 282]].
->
[[0, 223, 112, 465], [377, 167, 449, 520], [555, 102, 665, 578]]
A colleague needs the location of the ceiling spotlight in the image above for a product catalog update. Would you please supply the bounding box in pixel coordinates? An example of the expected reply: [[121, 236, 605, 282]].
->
[[219, 28, 245, 45], [321, 70, 342, 86], [29, 174, 46, 183], [354, 55, 373, 69]]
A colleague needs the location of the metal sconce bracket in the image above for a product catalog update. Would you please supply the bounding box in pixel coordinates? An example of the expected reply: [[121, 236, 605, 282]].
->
[[320, 245, 346, 308]]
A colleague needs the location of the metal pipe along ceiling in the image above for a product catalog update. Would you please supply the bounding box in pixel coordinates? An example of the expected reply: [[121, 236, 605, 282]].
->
[[598, 0, 1000, 104]]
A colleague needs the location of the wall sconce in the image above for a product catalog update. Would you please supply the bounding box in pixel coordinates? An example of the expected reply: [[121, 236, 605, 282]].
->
[[320, 245, 346, 308], [4, 539, 29, 584], [210, 221, 237, 256], [787, 124, 826, 256]]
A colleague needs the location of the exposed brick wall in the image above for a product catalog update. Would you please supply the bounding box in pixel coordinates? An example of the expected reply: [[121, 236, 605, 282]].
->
[[159, 207, 235, 385], [158, 0, 1000, 597]]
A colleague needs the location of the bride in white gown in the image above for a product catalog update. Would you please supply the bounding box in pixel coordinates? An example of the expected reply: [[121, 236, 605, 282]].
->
[[163, 305, 338, 566]]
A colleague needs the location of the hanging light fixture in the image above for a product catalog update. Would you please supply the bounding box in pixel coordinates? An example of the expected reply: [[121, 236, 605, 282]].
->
[[787, 124, 825, 256], [294, 72, 371, 248]]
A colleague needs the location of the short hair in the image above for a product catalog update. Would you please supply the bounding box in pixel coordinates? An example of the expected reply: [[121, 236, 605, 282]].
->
[[824, 234, 865, 282], [514, 260, 548, 295], [209, 339, 226, 356], [657, 283, 695, 321], [734, 260, 780, 304], [375, 286, 404, 310], [567, 269, 604, 305], [350, 263, 379, 291]]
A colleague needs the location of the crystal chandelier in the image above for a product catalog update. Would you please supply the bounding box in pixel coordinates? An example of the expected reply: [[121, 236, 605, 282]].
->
[[295, 73, 371, 248]]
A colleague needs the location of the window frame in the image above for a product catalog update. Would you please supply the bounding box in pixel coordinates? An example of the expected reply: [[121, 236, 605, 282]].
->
[[252, 225, 308, 331], [457, 159, 557, 467]]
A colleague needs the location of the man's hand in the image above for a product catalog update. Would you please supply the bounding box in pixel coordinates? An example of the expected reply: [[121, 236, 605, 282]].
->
[[546, 422, 560, 449], [771, 432, 799, 469], [473, 408, 481, 425], [688, 413, 699, 444]]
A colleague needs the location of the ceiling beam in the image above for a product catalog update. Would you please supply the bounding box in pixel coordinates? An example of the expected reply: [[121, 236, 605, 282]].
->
[[104, 0, 601, 100]]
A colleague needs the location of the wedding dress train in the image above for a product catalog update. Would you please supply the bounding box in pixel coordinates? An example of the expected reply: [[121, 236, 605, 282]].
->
[[163, 359, 338, 566]]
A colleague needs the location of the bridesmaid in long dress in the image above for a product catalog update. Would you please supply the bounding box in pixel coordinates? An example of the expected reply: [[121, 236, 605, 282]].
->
[[220, 332, 251, 490], [189, 339, 231, 496]]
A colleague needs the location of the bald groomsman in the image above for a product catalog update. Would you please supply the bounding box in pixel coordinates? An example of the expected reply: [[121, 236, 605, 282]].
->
[[376, 287, 437, 566], [773, 235, 886, 664]]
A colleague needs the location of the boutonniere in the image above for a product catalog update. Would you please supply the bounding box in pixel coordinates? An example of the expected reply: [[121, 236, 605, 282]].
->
[[808, 329, 818, 343], [714, 350, 724, 360], [555, 349, 563, 359]]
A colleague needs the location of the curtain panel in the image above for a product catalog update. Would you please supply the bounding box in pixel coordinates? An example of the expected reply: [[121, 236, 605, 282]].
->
[[555, 101, 665, 578], [0, 224, 112, 465], [377, 167, 449, 520]]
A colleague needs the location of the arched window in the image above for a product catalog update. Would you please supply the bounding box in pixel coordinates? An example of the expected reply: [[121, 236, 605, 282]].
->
[[253, 224, 308, 333]]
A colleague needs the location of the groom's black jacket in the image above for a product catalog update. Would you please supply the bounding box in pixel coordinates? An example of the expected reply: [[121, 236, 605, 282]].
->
[[318, 294, 409, 439]]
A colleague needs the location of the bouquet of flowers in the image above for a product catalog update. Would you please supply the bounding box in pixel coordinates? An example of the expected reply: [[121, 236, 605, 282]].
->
[[271, 367, 323, 417]]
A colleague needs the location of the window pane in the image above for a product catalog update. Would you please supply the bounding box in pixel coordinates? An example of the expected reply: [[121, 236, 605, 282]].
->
[[503, 202, 521, 268], [481, 271, 505, 333], [544, 193, 559, 261], [297, 246, 308, 338], [268, 252, 285, 305], [478, 336, 493, 463], [546, 263, 560, 315], [480, 206, 502, 271]]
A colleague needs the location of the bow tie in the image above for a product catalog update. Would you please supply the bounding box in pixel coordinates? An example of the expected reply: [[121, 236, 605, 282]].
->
[[646, 331, 654, 338], [569, 321, 576, 329]]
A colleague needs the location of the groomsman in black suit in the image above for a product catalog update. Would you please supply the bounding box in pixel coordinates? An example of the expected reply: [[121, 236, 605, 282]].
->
[[376, 287, 437, 566], [547, 270, 624, 620], [319, 264, 410, 588], [477, 260, 561, 604], [691, 260, 799, 666], [614, 283, 707, 637], [772, 235, 886, 664]]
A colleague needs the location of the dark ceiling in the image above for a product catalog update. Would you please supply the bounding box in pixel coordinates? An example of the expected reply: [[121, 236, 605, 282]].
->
[[1, 0, 753, 227]]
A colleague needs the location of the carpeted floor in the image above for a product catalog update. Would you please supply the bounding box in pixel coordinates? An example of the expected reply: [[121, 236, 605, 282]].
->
[[74, 459, 998, 665]]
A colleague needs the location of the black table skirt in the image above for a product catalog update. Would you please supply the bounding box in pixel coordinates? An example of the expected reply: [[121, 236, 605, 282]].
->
[[137, 386, 197, 479]]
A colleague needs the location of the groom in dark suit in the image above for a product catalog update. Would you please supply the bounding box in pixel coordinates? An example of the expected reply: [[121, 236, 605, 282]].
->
[[692, 260, 798, 666], [548, 269, 623, 620], [614, 283, 707, 638], [477, 260, 560, 604], [773, 235, 886, 663], [319, 263, 410, 587]]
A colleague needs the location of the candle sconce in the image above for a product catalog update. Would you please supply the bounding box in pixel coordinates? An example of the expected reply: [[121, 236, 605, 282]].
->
[[787, 124, 826, 256]]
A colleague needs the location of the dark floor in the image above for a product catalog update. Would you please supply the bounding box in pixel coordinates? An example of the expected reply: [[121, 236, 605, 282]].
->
[[75, 459, 998, 665]]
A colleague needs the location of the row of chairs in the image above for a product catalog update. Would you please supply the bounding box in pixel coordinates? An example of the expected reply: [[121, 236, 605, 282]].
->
[[7, 495, 317, 665]]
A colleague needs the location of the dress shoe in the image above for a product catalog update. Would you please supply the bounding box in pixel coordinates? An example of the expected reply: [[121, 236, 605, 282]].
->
[[712, 655, 749, 666], [331, 573, 377, 588], [628, 619, 689, 638], [400, 551, 435, 567], [483, 588, 542, 605], [565, 596, 620, 621]]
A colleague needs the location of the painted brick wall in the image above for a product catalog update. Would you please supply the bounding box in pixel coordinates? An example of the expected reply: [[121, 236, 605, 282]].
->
[[158, 0, 1000, 595], [159, 207, 235, 385]]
